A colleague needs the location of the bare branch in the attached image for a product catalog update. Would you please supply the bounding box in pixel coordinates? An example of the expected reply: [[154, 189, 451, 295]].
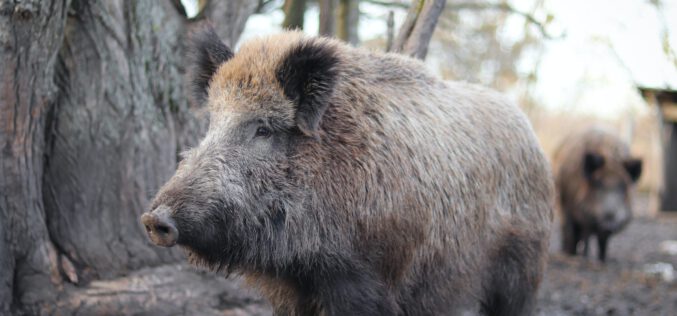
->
[[391, 1, 419, 52], [255, 0, 278, 14], [447, 2, 563, 39], [363, 0, 408, 9], [373, 1, 562, 41], [649, 0, 677, 69], [392, 0, 447, 60], [386, 11, 395, 52]]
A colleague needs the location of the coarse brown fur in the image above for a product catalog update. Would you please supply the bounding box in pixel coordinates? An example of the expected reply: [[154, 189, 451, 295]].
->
[[554, 127, 642, 262], [142, 25, 554, 315]]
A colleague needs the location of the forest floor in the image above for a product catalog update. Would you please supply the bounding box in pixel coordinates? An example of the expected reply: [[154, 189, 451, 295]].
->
[[50, 207, 677, 315], [536, 212, 677, 316]]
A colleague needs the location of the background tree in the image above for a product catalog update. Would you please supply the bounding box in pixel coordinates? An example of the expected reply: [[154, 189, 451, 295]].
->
[[430, 0, 556, 113], [391, 0, 447, 59], [319, 0, 338, 36], [284, 0, 360, 44], [0, 0, 256, 314], [337, 0, 360, 44], [283, 0, 307, 29]]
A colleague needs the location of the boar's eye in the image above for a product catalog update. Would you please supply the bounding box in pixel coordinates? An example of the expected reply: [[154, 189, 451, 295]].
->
[[255, 126, 272, 138]]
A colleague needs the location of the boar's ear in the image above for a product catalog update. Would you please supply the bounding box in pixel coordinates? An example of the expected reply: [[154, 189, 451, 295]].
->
[[583, 152, 605, 178], [189, 23, 234, 105], [276, 40, 339, 136], [623, 158, 642, 183]]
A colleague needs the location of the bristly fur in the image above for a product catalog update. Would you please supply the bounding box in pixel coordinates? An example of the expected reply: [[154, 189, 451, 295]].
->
[[145, 30, 555, 315], [481, 229, 544, 316], [189, 22, 234, 106], [276, 40, 339, 136]]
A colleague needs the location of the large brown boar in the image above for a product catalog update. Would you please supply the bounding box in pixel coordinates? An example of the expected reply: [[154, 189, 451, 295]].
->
[[140, 25, 553, 316], [554, 127, 642, 262]]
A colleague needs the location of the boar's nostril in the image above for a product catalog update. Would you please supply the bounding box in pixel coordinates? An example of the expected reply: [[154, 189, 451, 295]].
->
[[140, 209, 178, 247], [156, 223, 170, 235], [603, 212, 616, 222]]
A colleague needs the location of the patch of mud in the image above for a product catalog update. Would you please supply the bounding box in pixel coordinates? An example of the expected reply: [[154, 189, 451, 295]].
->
[[537, 215, 677, 316]]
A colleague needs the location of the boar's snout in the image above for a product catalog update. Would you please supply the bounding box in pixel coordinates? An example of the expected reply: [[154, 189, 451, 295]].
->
[[141, 206, 178, 247], [602, 211, 616, 223]]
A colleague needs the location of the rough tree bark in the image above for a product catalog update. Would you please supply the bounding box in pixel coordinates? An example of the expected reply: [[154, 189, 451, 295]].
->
[[0, 0, 256, 314], [392, 0, 447, 60], [0, 1, 70, 312]]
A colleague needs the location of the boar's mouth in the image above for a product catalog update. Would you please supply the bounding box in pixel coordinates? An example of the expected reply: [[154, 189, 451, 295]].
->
[[143, 197, 288, 273], [598, 221, 625, 234], [141, 203, 235, 267], [179, 205, 288, 272], [171, 230, 238, 272], [597, 213, 630, 234], [182, 246, 241, 273]]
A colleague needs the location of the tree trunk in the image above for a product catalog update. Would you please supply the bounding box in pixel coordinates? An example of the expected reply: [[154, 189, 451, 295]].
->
[[319, 0, 337, 37], [282, 0, 306, 30], [662, 123, 677, 211], [386, 10, 395, 51], [0, 0, 256, 314], [392, 0, 447, 60], [336, 0, 359, 45], [0, 1, 70, 312]]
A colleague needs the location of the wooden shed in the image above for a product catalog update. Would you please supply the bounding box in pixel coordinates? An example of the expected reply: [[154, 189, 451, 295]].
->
[[639, 87, 677, 211]]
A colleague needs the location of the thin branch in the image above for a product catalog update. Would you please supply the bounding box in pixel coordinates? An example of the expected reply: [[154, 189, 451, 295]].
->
[[391, 0, 420, 53], [392, 0, 447, 59], [370, 1, 563, 40], [255, 0, 278, 14], [447, 2, 563, 39], [386, 10, 395, 51], [650, 0, 677, 70], [363, 0, 408, 9]]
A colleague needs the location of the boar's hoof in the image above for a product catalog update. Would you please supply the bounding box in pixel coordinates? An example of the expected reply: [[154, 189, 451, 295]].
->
[[141, 208, 178, 247]]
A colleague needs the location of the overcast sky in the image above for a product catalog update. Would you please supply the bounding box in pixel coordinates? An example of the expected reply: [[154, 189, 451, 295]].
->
[[533, 0, 677, 118]]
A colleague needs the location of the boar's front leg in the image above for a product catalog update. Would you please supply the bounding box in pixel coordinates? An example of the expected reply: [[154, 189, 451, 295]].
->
[[562, 217, 581, 256], [582, 231, 592, 257], [597, 232, 610, 262]]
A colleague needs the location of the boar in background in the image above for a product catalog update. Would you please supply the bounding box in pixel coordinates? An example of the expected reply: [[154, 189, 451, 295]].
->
[[554, 127, 642, 262]]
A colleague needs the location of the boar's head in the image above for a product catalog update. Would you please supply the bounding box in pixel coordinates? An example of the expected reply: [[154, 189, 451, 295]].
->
[[580, 151, 642, 233], [141, 24, 340, 272]]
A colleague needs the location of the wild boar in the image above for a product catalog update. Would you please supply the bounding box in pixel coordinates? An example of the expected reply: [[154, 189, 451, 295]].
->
[[554, 127, 642, 262], [141, 25, 553, 315]]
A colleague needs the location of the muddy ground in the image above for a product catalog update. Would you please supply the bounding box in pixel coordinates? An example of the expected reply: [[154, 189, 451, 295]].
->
[[50, 212, 677, 315], [536, 213, 677, 316]]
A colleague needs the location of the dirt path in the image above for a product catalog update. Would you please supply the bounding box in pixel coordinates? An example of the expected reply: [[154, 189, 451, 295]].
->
[[536, 214, 677, 316], [46, 215, 677, 315]]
